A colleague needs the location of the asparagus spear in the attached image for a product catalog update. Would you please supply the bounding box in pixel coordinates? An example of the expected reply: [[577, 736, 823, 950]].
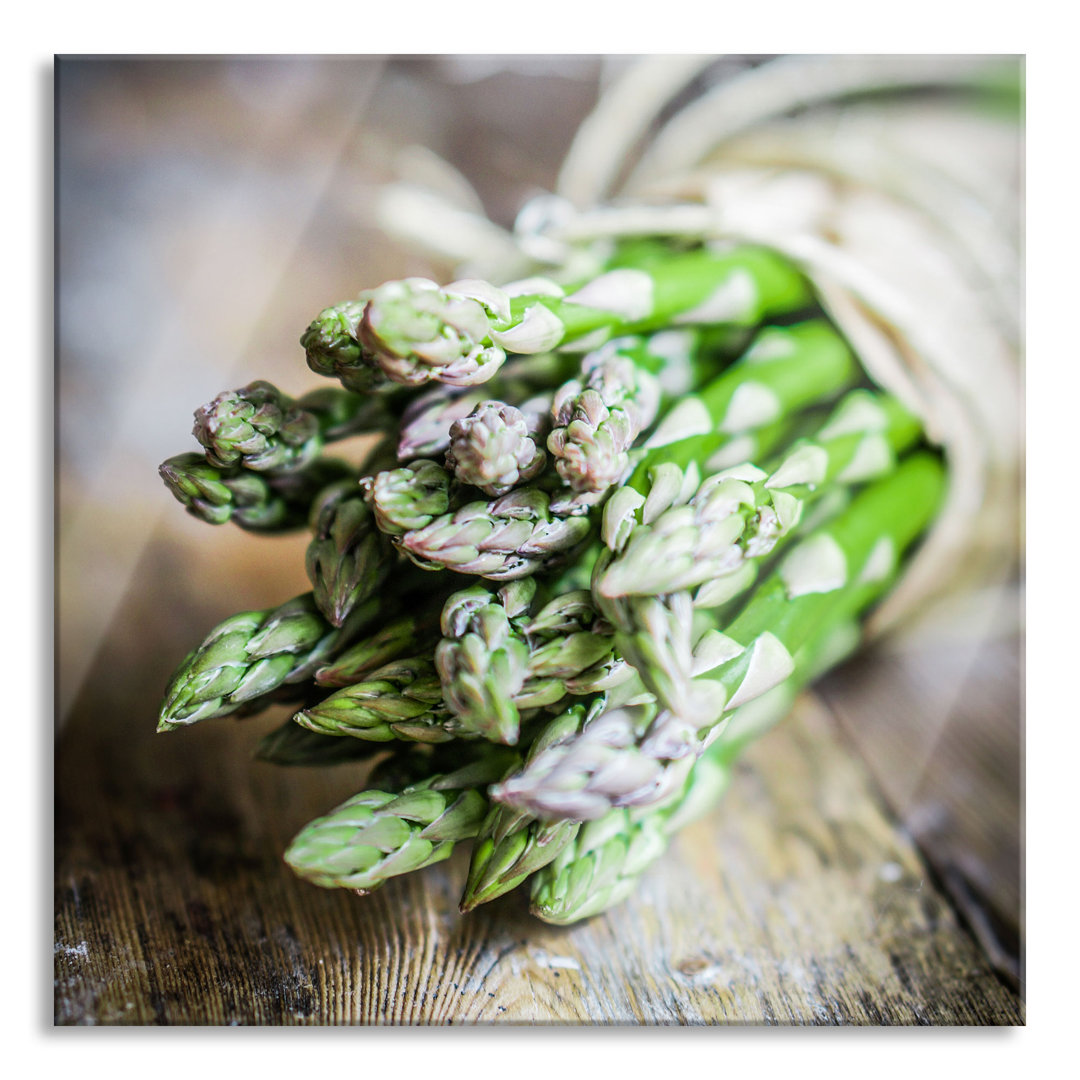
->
[[293, 655, 471, 744], [193, 380, 322, 472], [433, 581, 534, 744], [360, 460, 452, 536], [354, 246, 812, 387], [304, 479, 397, 627], [159, 453, 355, 532], [283, 754, 515, 893], [433, 580, 620, 745], [396, 486, 595, 580], [157, 593, 377, 731], [458, 702, 597, 912], [300, 295, 386, 394], [490, 453, 946, 820], [192, 380, 394, 474], [595, 390, 922, 600], [528, 754, 731, 925], [595, 391, 921, 721], [314, 612, 440, 688]]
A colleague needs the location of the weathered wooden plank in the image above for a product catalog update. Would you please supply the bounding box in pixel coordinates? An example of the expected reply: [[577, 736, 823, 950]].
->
[[816, 596, 1023, 988], [54, 549, 1022, 1024]]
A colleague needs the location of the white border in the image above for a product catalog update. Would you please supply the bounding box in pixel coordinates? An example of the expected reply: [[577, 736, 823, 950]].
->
[[13, 0, 1066, 1066]]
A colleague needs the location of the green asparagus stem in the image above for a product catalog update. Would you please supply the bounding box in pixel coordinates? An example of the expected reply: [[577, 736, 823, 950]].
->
[[397, 486, 594, 579], [284, 781, 485, 893], [157, 593, 373, 731], [360, 278, 508, 387], [193, 380, 322, 472], [294, 655, 470, 744], [314, 612, 439, 688], [433, 581, 534, 744], [516, 588, 627, 701], [301, 295, 386, 393], [283, 754, 515, 892], [159, 453, 355, 532], [528, 753, 731, 925], [597, 320, 860, 549], [193, 380, 394, 475], [305, 479, 397, 627], [490, 453, 946, 820], [434, 579, 625, 746], [355, 246, 812, 387], [458, 702, 596, 911], [594, 391, 920, 721]]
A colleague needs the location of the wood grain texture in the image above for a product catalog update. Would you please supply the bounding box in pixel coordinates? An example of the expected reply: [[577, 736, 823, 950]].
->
[[817, 594, 1023, 988], [54, 543, 1023, 1025]]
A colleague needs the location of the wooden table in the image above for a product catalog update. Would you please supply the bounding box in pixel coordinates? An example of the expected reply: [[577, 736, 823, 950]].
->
[[54, 528, 1023, 1026]]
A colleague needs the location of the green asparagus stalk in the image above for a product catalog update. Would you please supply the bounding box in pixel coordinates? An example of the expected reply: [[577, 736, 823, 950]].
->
[[396, 486, 595, 579], [300, 295, 386, 394], [157, 593, 375, 731], [193, 380, 321, 472], [595, 390, 922, 600], [595, 391, 921, 721], [490, 453, 946, 820], [515, 588, 628, 700], [360, 460, 452, 536], [314, 612, 440, 688], [159, 453, 355, 532], [192, 380, 395, 474], [528, 754, 731, 925], [354, 246, 811, 387], [596, 320, 859, 550], [458, 702, 597, 912], [433, 580, 625, 745], [283, 754, 515, 893], [294, 655, 471, 744], [305, 479, 397, 627], [433, 581, 534, 744]]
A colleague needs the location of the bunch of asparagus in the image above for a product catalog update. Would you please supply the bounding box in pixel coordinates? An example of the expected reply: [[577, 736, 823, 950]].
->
[[156, 241, 944, 924]]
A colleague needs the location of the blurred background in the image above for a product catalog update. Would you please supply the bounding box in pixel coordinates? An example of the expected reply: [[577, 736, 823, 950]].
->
[[55, 56, 1023, 1010]]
